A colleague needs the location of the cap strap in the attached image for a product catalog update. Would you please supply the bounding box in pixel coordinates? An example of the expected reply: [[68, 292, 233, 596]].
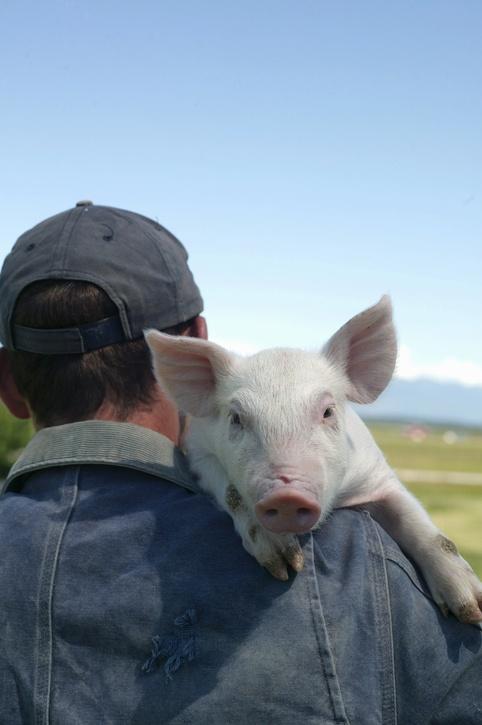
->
[[12, 315, 128, 354]]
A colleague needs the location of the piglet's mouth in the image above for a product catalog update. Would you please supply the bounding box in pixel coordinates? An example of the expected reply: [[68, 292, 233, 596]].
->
[[255, 489, 321, 534]]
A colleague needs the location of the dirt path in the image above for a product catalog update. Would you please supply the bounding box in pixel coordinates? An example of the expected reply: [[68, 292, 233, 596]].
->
[[396, 468, 482, 486]]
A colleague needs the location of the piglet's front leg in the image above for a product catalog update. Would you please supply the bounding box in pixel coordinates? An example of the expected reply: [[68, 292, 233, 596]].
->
[[224, 484, 304, 580], [365, 483, 482, 626]]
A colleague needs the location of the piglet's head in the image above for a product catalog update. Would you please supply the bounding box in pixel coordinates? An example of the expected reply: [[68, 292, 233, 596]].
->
[[145, 296, 396, 534]]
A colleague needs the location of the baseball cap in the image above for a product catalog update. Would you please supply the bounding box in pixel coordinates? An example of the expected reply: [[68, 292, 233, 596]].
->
[[0, 201, 203, 354]]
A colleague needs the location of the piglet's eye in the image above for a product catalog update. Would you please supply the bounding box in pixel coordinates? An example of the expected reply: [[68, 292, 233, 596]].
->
[[230, 412, 243, 427], [323, 407, 334, 420]]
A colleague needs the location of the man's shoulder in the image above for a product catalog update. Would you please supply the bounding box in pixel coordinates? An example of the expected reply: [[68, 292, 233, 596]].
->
[[1, 462, 481, 724]]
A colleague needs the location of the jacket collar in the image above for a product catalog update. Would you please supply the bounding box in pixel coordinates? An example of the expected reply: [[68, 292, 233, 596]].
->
[[2, 420, 200, 495]]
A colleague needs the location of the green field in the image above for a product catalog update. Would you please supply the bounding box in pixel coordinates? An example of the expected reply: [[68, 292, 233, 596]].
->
[[0, 404, 33, 479], [368, 421, 482, 474], [368, 421, 482, 577]]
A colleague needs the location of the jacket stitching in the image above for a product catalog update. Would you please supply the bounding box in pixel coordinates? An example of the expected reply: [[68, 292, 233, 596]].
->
[[385, 550, 434, 602], [33, 469, 78, 725], [365, 514, 398, 725], [3, 459, 198, 495], [307, 533, 350, 725]]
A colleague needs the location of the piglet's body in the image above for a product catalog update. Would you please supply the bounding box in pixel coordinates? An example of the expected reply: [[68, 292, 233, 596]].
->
[[146, 297, 482, 626]]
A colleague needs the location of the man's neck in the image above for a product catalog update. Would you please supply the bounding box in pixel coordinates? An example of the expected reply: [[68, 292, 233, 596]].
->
[[93, 391, 181, 444]]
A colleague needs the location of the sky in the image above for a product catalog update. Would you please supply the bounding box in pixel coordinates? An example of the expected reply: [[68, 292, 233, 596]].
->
[[1, 0, 481, 387]]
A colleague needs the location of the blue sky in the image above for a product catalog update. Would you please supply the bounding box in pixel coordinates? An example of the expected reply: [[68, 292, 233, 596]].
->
[[1, 1, 481, 386]]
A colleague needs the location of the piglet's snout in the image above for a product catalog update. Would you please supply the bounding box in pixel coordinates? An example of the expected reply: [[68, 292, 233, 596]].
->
[[255, 489, 321, 534]]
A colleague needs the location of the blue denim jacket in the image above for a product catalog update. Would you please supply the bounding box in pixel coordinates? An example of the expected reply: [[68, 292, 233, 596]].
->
[[1, 421, 480, 725]]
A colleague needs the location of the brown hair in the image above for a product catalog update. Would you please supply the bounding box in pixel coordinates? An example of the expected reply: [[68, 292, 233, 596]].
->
[[10, 280, 195, 428]]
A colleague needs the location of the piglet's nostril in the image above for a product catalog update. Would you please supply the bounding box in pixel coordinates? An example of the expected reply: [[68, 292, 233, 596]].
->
[[296, 508, 315, 526], [265, 509, 278, 518]]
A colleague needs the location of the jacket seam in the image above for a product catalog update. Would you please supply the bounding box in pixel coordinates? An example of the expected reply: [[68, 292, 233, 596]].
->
[[366, 514, 398, 725], [4, 459, 198, 495], [307, 534, 350, 725], [34, 469, 79, 725], [385, 550, 434, 603]]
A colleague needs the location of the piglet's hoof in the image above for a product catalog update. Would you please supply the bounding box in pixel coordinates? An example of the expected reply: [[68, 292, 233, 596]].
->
[[249, 531, 304, 580]]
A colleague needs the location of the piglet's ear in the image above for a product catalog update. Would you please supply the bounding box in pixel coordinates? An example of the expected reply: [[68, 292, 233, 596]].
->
[[322, 296, 397, 404], [145, 331, 234, 417]]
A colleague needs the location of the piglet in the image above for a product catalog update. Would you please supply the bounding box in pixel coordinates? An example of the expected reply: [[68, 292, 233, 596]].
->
[[146, 297, 482, 625]]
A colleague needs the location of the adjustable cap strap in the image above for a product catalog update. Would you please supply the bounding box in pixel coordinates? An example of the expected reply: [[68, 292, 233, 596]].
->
[[12, 315, 128, 354]]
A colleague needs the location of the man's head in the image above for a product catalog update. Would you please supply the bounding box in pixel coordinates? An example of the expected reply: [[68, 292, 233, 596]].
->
[[0, 202, 205, 433]]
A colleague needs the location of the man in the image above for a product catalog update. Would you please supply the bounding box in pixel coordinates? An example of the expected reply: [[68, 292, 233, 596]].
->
[[0, 201, 480, 725]]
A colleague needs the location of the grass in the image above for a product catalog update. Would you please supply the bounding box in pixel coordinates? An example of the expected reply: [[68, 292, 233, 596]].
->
[[407, 483, 482, 577], [368, 421, 482, 578], [0, 404, 33, 479], [368, 421, 482, 473]]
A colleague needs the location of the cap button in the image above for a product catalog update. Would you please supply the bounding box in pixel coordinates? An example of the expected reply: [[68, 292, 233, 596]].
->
[[76, 200, 93, 207]]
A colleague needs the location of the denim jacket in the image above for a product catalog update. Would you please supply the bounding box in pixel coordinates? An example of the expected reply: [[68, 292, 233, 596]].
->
[[0, 421, 480, 725]]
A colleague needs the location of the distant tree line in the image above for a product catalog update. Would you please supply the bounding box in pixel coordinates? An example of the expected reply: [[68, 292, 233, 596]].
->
[[0, 404, 33, 479]]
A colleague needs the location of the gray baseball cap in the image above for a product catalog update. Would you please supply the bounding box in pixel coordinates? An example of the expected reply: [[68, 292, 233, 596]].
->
[[0, 201, 204, 353]]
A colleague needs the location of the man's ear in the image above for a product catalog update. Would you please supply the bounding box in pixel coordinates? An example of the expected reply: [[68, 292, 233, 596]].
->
[[144, 330, 234, 417], [184, 315, 208, 340], [322, 296, 397, 404], [0, 349, 31, 419]]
